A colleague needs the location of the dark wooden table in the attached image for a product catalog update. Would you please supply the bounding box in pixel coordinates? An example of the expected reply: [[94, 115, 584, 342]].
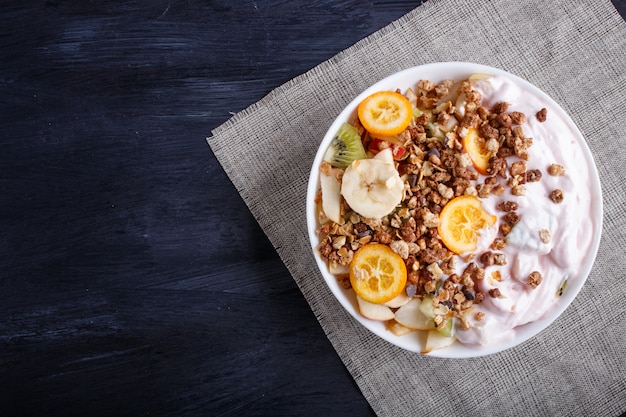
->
[[2, 1, 624, 416]]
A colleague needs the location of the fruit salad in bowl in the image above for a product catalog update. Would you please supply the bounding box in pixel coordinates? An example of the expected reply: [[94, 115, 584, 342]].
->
[[306, 62, 602, 357]]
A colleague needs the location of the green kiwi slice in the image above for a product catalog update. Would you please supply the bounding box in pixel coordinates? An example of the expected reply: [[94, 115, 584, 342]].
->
[[323, 123, 367, 168]]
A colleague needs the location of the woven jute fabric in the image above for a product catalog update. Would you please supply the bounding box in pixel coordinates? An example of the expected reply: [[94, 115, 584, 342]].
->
[[208, 0, 626, 415]]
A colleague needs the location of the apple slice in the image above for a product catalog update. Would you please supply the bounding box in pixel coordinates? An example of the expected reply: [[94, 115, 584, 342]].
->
[[394, 298, 434, 330], [319, 166, 342, 224], [356, 296, 395, 321]]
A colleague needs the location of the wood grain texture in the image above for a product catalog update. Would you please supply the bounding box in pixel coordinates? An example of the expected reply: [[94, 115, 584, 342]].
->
[[1, 1, 624, 416]]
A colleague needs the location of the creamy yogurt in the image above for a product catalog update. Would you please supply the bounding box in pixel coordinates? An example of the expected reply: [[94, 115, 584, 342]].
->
[[454, 76, 598, 346]]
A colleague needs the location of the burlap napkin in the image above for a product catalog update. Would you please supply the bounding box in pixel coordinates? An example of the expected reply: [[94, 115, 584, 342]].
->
[[208, 0, 625, 415]]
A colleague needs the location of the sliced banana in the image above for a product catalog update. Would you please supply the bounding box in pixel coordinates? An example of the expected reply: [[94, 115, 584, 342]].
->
[[340, 149, 403, 219]]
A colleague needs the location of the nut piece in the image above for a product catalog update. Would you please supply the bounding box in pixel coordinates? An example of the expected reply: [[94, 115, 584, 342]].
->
[[528, 271, 543, 289], [510, 111, 526, 125], [491, 184, 505, 196], [490, 237, 506, 250], [536, 108, 547, 122], [527, 169, 542, 182], [550, 189, 564, 203], [511, 185, 526, 196], [510, 161, 526, 176], [489, 288, 502, 298], [497, 201, 519, 212], [539, 229, 552, 244], [547, 163, 565, 176], [480, 251, 496, 267], [503, 212, 521, 226], [494, 253, 507, 266]]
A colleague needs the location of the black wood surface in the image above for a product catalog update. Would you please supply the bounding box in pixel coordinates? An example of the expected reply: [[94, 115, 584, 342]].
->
[[2, 1, 624, 416]]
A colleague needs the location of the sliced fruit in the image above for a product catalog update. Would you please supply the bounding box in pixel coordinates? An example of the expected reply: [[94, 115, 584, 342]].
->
[[468, 73, 492, 82], [421, 330, 455, 354], [356, 296, 395, 321], [437, 195, 496, 254], [368, 139, 407, 161], [349, 243, 407, 304], [357, 91, 412, 137], [328, 260, 349, 276], [383, 292, 411, 308], [424, 122, 445, 139], [435, 316, 454, 337], [323, 122, 367, 168], [405, 87, 418, 107], [394, 298, 434, 330], [418, 295, 436, 319], [386, 319, 417, 336], [340, 150, 403, 219], [372, 147, 394, 165], [319, 165, 342, 224], [462, 127, 492, 175], [455, 93, 467, 119]]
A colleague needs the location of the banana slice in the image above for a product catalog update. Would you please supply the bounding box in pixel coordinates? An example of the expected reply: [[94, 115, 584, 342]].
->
[[340, 148, 403, 219]]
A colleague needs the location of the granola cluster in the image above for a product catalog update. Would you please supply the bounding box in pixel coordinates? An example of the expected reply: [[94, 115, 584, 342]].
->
[[316, 77, 567, 333]]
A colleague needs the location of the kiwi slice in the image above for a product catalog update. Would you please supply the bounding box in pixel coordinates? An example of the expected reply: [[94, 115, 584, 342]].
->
[[323, 123, 367, 168]]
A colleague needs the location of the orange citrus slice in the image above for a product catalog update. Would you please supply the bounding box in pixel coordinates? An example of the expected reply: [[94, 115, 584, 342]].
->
[[462, 127, 493, 175], [349, 243, 407, 304], [357, 91, 412, 137], [437, 195, 496, 254]]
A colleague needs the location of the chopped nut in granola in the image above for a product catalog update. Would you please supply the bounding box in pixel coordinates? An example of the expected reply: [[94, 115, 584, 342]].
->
[[480, 251, 496, 266], [547, 163, 565, 176], [539, 229, 552, 244], [528, 271, 543, 288], [536, 108, 547, 122], [497, 201, 519, 212], [550, 189, 564, 203], [527, 169, 542, 182], [488, 288, 502, 298], [510, 161, 526, 176], [511, 185, 526, 196], [503, 212, 521, 225], [490, 237, 507, 250]]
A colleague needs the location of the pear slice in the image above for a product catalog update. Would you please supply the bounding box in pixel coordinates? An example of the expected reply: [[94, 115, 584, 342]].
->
[[319, 166, 342, 224], [386, 319, 417, 336], [328, 261, 349, 276], [394, 298, 434, 330], [356, 296, 395, 321], [404, 87, 418, 107], [383, 292, 411, 308], [421, 330, 455, 354]]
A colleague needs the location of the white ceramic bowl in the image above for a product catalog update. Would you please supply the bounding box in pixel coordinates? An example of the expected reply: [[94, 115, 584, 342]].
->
[[306, 62, 603, 357]]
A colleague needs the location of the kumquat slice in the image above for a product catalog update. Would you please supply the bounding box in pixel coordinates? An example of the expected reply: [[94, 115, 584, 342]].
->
[[437, 195, 496, 254], [357, 91, 413, 137], [349, 243, 407, 304]]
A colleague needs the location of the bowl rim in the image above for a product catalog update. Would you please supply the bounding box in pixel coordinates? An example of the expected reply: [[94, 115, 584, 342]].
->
[[306, 61, 603, 358]]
